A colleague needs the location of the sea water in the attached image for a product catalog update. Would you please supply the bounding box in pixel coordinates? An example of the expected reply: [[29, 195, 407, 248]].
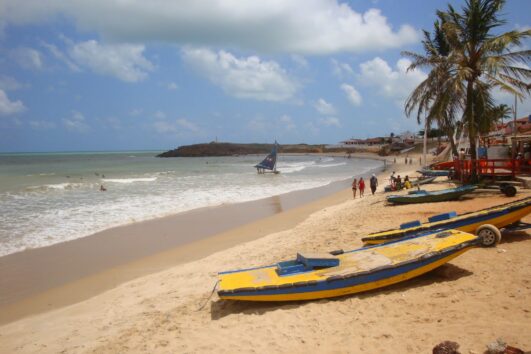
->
[[0, 151, 382, 257]]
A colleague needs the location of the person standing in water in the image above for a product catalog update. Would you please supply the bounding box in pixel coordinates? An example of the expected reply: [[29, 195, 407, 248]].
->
[[370, 174, 378, 195], [359, 177, 365, 197], [351, 178, 358, 198]]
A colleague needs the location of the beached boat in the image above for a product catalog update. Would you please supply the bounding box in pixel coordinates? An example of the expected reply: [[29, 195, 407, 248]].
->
[[430, 161, 454, 170], [386, 185, 476, 204], [255, 141, 279, 174], [363, 196, 531, 246], [412, 176, 437, 186], [418, 169, 450, 177], [217, 230, 479, 301]]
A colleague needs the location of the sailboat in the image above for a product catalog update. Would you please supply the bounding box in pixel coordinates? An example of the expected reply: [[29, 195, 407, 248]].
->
[[255, 141, 280, 174]]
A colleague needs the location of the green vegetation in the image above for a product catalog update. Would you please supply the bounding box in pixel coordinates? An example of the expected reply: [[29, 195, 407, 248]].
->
[[403, 0, 530, 181], [157, 142, 326, 157]]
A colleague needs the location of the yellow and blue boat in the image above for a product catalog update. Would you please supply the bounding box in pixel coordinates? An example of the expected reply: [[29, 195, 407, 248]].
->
[[363, 196, 531, 246], [218, 230, 479, 301]]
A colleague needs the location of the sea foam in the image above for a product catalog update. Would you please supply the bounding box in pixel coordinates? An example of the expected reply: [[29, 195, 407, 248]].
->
[[0, 154, 382, 257]]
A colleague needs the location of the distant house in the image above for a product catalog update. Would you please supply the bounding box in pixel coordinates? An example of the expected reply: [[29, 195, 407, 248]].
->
[[340, 137, 386, 146], [503, 115, 531, 135], [365, 137, 386, 145], [340, 139, 363, 145]]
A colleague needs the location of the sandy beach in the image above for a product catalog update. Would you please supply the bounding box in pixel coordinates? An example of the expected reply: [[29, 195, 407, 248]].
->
[[1, 154, 530, 353]]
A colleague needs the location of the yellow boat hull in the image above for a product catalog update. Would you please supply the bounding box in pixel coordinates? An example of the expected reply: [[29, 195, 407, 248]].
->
[[218, 230, 478, 301], [363, 197, 531, 245]]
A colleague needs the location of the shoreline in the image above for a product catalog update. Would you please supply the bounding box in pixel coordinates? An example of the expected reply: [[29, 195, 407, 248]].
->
[[0, 154, 389, 324]]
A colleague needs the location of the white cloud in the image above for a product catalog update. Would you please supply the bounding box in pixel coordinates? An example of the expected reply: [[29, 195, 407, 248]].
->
[[515, 24, 531, 32], [68, 40, 153, 82], [341, 83, 362, 106], [63, 111, 89, 132], [176, 118, 199, 132], [9, 47, 43, 69], [314, 98, 336, 115], [279, 114, 296, 131], [153, 120, 177, 134], [153, 118, 200, 134], [103, 116, 122, 130], [0, 89, 26, 115], [331, 59, 354, 78], [29, 120, 56, 130], [247, 114, 297, 134], [246, 117, 267, 132], [319, 117, 341, 127], [154, 110, 166, 119], [167, 82, 178, 90], [129, 108, 142, 116], [0, 1, 418, 55], [182, 48, 298, 101], [41, 41, 80, 71], [291, 55, 308, 68], [358, 57, 427, 103], [41, 37, 153, 81], [0, 75, 25, 91]]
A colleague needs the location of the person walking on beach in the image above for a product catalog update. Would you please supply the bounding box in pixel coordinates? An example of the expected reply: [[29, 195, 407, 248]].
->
[[351, 178, 357, 198], [389, 171, 396, 190], [370, 174, 378, 195], [358, 177, 365, 197]]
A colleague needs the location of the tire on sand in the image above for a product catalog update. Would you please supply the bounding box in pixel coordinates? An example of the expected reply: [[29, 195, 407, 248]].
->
[[501, 185, 517, 197], [476, 224, 501, 247]]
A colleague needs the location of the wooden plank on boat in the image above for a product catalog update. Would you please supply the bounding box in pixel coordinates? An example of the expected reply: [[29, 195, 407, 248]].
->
[[296, 252, 339, 268]]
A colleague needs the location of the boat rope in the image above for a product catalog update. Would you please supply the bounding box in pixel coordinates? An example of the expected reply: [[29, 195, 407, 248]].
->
[[196, 280, 219, 311]]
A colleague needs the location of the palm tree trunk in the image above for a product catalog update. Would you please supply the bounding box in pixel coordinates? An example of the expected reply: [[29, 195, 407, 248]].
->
[[423, 119, 428, 167], [448, 126, 457, 157], [466, 81, 478, 182]]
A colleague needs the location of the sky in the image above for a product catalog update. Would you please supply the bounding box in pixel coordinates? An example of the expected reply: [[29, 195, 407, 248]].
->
[[0, 0, 530, 152]]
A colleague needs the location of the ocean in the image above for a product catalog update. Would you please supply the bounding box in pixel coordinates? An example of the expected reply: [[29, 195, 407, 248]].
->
[[0, 151, 383, 257]]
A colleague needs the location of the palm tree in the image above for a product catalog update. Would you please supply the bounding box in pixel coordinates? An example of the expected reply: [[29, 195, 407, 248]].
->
[[403, 17, 463, 160], [406, 0, 531, 181], [490, 103, 512, 125], [443, 0, 530, 180]]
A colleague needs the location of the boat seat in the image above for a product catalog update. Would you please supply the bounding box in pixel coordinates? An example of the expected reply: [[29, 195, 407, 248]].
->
[[296, 252, 340, 268], [428, 212, 457, 223], [276, 253, 340, 276], [400, 220, 421, 229]]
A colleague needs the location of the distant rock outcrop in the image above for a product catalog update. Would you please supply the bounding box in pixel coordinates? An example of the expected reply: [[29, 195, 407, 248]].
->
[[157, 142, 325, 157]]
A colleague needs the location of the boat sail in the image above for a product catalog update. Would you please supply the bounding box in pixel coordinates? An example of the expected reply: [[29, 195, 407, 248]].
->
[[255, 141, 280, 174]]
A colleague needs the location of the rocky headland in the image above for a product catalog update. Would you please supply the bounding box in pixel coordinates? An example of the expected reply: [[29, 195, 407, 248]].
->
[[157, 142, 328, 157]]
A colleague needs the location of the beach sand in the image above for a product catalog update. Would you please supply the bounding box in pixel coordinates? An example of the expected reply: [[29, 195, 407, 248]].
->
[[1, 155, 530, 353]]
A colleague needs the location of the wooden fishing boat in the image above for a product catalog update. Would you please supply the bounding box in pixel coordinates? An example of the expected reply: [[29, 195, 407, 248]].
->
[[386, 185, 476, 204], [430, 161, 454, 170], [418, 169, 450, 177], [363, 196, 531, 246], [217, 230, 479, 301], [412, 176, 437, 186]]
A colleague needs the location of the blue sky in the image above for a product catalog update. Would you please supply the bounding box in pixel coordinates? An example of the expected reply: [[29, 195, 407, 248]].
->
[[0, 0, 529, 152]]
